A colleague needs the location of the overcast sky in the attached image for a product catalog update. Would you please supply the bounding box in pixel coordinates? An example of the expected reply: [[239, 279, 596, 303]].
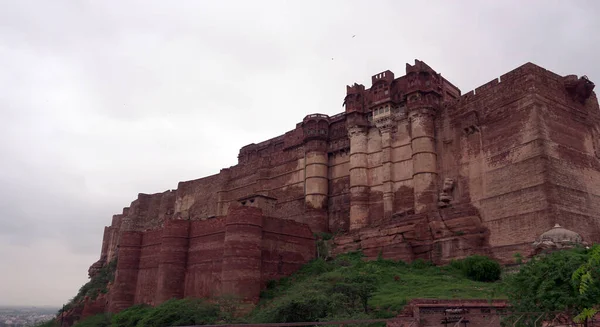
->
[[1, 0, 599, 307]]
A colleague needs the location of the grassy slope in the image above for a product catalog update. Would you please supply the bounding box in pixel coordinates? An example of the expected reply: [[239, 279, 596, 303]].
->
[[250, 252, 506, 322], [58, 252, 508, 326]]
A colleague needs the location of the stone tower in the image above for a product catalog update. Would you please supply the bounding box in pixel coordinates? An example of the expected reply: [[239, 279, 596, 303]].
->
[[302, 114, 330, 233]]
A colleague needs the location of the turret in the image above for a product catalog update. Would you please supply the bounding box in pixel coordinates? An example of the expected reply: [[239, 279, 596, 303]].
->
[[108, 232, 142, 313], [221, 202, 264, 302], [405, 60, 444, 213], [370, 70, 397, 221], [343, 83, 367, 113], [155, 220, 190, 304], [302, 114, 330, 233]]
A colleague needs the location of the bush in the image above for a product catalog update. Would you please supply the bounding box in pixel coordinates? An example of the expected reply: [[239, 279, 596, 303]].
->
[[411, 259, 434, 269], [136, 299, 220, 327], [454, 255, 501, 282], [504, 247, 594, 325], [272, 293, 331, 322], [112, 304, 152, 327], [74, 314, 111, 327], [62, 259, 118, 314]]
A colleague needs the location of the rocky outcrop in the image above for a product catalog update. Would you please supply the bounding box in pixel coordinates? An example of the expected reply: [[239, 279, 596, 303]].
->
[[331, 203, 491, 264]]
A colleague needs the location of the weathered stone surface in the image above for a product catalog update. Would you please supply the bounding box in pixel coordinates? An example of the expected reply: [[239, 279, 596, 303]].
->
[[82, 59, 599, 319], [103, 205, 315, 313]]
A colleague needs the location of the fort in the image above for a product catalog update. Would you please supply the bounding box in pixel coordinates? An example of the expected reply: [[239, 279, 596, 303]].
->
[[82, 60, 599, 317]]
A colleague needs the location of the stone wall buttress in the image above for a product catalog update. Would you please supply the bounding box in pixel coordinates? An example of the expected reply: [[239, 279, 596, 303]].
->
[[221, 206, 263, 302], [304, 146, 329, 233], [109, 231, 142, 313], [301, 115, 330, 233], [155, 220, 190, 304], [409, 108, 438, 213], [348, 126, 370, 230], [375, 116, 396, 220]]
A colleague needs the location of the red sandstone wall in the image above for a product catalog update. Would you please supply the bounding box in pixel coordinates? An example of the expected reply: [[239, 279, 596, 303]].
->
[[261, 216, 315, 284], [108, 231, 142, 313], [223, 143, 307, 224], [443, 64, 554, 251], [107, 207, 315, 311], [535, 68, 600, 244], [134, 230, 161, 305], [185, 218, 226, 299], [156, 220, 189, 303], [81, 294, 108, 320], [175, 175, 222, 220]]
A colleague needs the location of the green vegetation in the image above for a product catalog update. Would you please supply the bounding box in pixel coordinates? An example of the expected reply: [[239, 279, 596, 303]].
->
[[572, 244, 600, 323], [72, 314, 111, 327], [60, 260, 117, 314], [503, 246, 600, 326], [250, 252, 505, 323], [450, 255, 502, 282], [61, 252, 506, 327], [114, 299, 220, 327]]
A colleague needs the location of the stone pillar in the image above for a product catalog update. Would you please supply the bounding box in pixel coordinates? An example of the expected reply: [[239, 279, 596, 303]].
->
[[380, 126, 395, 220], [304, 139, 329, 233], [108, 231, 142, 313], [155, 220, 189, 304], [409, 108, 438, 213], [348, 126, 370, 230], [221, 206, 263, 302]]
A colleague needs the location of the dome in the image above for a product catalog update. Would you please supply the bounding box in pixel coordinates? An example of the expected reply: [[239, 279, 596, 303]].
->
[[532, 224, 585, 255], [537, 224, 583, 244]]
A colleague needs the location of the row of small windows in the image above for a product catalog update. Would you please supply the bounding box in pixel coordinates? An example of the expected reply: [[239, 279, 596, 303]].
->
[[373, 107, 390, 115]]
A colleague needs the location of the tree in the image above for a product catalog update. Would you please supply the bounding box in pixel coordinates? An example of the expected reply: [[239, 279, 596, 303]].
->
[[504, 247, 597, 326], [572, 245, 600, 324]]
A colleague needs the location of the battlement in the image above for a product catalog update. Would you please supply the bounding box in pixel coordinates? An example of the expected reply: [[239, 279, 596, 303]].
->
[[405, 59, 437, 75], [303, 113, 330, 122], [346, 83, 366, 94], [371, 70, 394, 85], [450, 62, 597, 116], [344, 60, 461, 115]]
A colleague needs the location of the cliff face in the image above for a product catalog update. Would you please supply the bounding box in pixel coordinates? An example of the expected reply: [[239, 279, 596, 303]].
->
[[81, 60, 599, 320]]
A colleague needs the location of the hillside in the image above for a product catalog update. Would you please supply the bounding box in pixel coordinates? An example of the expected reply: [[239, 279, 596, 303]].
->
[[44, 251, 506, 327], [248, 252, 506, 323]]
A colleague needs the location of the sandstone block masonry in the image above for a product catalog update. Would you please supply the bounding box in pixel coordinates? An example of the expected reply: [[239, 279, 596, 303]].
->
[[88, 60, 599, 313]]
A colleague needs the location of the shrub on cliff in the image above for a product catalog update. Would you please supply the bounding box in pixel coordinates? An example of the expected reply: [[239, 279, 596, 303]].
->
[[451, 255, 502, 282], [73, 314, 110, 327], [111, 304, 152, 327], [135, 299, 219, 327], [62, 259, 118, 314]]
